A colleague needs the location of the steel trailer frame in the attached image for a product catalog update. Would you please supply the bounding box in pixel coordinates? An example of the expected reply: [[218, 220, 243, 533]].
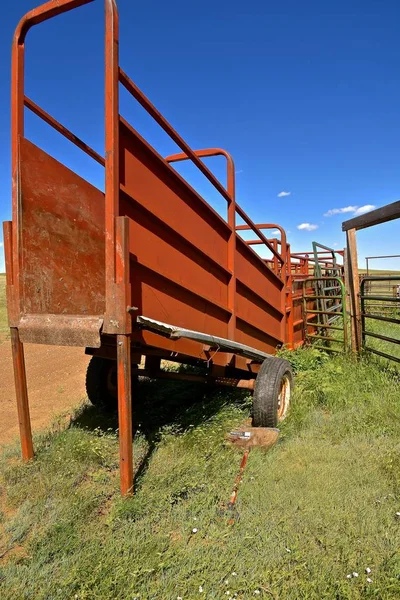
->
[[4, 0, 345, 496]]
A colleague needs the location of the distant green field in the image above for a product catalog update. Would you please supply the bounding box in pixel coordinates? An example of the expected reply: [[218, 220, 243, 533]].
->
[[359, 269, 400, 276]]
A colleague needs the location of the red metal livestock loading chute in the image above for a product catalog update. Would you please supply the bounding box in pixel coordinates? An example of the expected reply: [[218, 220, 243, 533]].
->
[[3, 0, 344, 495]]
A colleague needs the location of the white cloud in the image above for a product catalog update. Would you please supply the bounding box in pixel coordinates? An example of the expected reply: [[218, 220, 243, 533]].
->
[[297, 223, 318, 232], [0, 242, 3, 248], [324, 206, 357, 217], [235, 169, 243, 175], [271, 230, 281, 236], [277, 191, 291, 198], [353, 204, 376, 216], [324, 204, 376, 217]]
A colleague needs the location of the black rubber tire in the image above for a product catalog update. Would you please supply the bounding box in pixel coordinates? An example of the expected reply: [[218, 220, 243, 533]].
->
[[86, 356, 118, 409], [252, 358, 294, 428]]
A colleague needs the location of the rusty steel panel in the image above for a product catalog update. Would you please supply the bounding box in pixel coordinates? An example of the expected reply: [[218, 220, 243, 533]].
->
[[19, 315, 103, 347], [19, 138, 105, 318]]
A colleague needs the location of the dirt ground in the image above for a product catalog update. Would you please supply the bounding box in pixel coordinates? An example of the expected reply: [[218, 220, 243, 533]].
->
[[0, 339, 89, 447]]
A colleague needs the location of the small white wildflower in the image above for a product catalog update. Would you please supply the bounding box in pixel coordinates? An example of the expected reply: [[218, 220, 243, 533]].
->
[[192, 528, 198, 533], [396, 511, 400, 517], [285, 547, 291, 553], [365, 567, 372, 574], [193, 517, 197, 520], [177, 597, 183, 600], [367, 578, 373, 584], [232, 572, 237, 576], [199, 585, 203, 593], [225, 592, 231, 596], [346, 574, 352, 579], [353, 572, 359, 578], [225, 579, 229, 585], [254, 591, 261, 596]]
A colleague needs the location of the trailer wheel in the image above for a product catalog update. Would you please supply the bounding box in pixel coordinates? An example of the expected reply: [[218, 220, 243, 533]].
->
[[252, 358, 293, 428], [86, 357, 118, 409]]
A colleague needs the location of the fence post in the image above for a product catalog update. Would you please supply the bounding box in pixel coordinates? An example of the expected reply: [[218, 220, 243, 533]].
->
[[346, 228, 361, 352]]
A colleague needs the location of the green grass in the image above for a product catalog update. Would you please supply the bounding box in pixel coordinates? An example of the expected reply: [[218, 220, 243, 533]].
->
[[1, 350, 399, 599], [363, 316, 400, 365]]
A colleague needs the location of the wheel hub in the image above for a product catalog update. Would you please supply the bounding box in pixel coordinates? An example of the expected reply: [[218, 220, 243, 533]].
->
[[277, 375, 291, 421]]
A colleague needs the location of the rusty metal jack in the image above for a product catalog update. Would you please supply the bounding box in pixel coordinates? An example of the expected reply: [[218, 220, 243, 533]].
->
[[223, 427, 279, 524]]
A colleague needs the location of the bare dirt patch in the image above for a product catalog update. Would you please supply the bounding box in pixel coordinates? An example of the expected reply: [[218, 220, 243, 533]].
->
[[0, 341, 89, 447]]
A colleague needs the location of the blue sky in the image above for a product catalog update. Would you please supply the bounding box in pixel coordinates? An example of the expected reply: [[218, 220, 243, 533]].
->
[[1, 0, 399, 272]]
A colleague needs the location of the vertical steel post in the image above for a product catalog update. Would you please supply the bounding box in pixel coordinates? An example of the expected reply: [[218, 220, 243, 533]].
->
[[346, 228, 361, 352], [360, 279, 366, 349], [115, 216, 133, 495], [286, 243, 294, 349], [226, 156, 236, 342], [10, 328, 34, 460], [117, 334, 133, 496], [104, 0, 120, 333]]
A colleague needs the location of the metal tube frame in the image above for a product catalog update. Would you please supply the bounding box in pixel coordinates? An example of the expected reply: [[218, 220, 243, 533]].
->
[[302, 277, 348, 352], [360, 277, 400, 365]]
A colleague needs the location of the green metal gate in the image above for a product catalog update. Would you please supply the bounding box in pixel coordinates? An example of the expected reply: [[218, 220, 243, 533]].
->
[[312, 241, 343, 279], [303, 276, 348, 353], [360, 276, 400, 364]]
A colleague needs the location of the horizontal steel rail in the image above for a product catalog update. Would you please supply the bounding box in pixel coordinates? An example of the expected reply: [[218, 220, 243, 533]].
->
[[360, 295, 400, 302], [363, 330, 400, 345], [364, 346, 400, 364], [360, 277, 400, 365], [361, 312, 400, 326], [24, 96, 105, 166], [136, 316, 273, 362]]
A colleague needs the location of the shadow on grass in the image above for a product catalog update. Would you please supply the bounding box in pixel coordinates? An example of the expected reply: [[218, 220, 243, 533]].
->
[[71, 373, 249, 486]]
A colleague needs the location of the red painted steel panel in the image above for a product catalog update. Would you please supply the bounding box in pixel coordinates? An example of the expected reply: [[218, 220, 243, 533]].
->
[[236, 282, 283, 344], [130, 262, 230, 337], [235, 238, 284, 314], [123, 198, 229, 309], [235, 319, 280, 355], [119, 118, 286, 358], [119, 119, 230, 268], [19, 138, 105, 317]]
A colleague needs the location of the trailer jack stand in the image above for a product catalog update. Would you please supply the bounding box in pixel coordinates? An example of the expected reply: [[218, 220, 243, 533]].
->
[[223, 427, 279, 524]]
